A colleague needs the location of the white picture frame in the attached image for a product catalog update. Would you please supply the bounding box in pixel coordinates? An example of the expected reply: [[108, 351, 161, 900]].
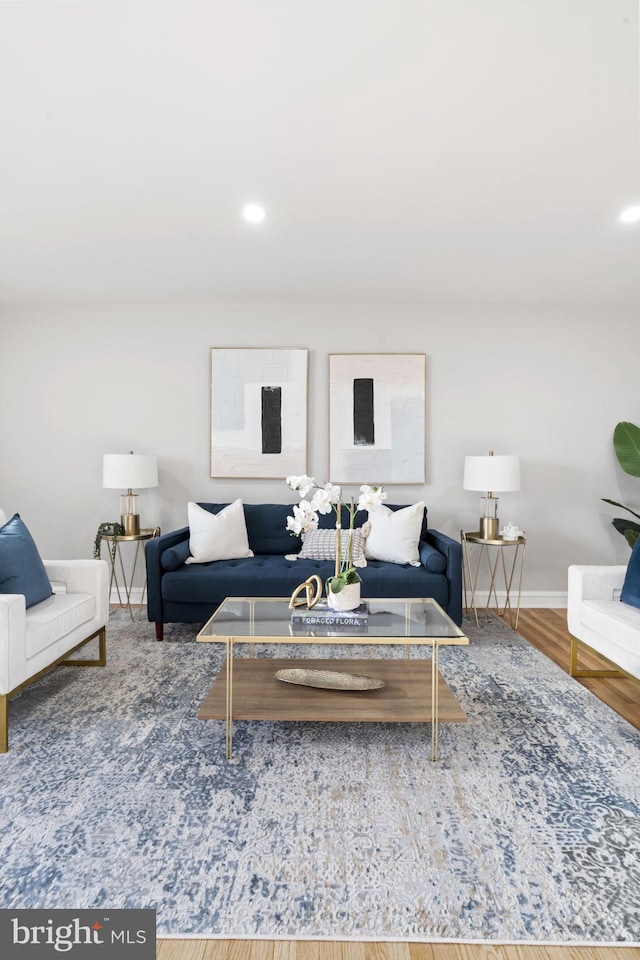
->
[[329, 353, 426, 484], [211, 348, 308, 479]]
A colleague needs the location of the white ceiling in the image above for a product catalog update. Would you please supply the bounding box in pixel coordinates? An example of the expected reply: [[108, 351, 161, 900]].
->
[[0, 0, 639, 305]]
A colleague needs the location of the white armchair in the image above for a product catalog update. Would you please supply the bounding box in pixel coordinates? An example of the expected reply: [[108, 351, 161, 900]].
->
[[0, 556, 109, 752], [567, 565, 640, 680]]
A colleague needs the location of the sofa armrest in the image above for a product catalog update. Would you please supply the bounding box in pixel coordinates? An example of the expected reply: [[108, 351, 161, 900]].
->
[[567, 564, 627, 635], [43, 559, 109, 629], [145, 526, 189, 622], [423, 529, 462, 625], [0, 594, 27, 695]]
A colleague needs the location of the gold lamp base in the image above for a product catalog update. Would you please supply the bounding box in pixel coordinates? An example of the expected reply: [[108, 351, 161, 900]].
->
[[121, 513, 140, 536], [479, 516, 499, 540]]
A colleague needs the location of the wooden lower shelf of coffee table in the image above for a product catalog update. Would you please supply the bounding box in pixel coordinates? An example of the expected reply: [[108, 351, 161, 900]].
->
[[197, 657, 466, 723]]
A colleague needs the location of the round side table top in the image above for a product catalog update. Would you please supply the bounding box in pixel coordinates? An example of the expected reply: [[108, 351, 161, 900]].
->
[[462, 531, 526, 546], [100, 527, 160, 543]]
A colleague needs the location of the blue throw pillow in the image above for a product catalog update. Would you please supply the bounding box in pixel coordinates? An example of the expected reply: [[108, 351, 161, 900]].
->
[[419, 540, 447, 573], [161, 540, 192, 571], [0, 514, 53, 608], [620, 537, 640, 609]]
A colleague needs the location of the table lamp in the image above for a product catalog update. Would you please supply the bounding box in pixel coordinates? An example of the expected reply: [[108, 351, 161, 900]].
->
[[103, 452, 158, 536], [463, 451, 520, 540]]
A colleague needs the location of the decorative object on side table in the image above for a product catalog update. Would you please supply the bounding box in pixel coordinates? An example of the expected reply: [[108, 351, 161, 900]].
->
[[500, 522, 524, 541], [102, 451, 158, 536], [93, 521, 124, 560], [463, 450, 520, 540], [285, 475, 386, 611]]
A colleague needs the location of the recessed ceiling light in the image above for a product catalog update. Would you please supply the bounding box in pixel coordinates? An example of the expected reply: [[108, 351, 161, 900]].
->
[[242, 204, 266, 224], [619, 205, 640, 223]]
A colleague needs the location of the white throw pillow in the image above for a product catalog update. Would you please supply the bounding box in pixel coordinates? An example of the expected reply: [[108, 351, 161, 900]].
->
[[185, 500, 254, 564], [364, 502, 425, 565]]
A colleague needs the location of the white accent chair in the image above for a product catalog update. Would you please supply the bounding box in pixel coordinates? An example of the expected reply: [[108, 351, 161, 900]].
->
[[0, 508, 109, 752], [567, 565, 640, 680]]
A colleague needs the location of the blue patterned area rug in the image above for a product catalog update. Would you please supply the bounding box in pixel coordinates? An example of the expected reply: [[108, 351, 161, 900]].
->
[[1, 611, 639, 943]]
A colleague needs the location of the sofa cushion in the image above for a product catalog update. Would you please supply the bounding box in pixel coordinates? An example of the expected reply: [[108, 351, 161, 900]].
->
[[365, 502, 425, 565], [245, 503, 303, 555], [199, 502, 302, 555], [0, 514, 53, 609], [160, 554, 449, 609], [25, 593, 96, 658], [185, 500, 253, 564], [580, 599, 640, 679], [620, 538, 640, 609]]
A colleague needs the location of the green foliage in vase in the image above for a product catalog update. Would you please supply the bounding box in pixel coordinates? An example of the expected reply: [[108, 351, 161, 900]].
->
[[326, 566, 361, 595], [602, 421, 640, 548]]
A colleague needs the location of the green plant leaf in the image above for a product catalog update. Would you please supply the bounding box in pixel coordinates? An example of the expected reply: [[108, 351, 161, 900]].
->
[[326, 567, 362, 594], [613, 421, 640, 477], [343, 567, 362, 585], [611, 518, 640, 543], [326, 576, 344, 594], [602, 498, 640, 521], [624, 529, 639, 548]]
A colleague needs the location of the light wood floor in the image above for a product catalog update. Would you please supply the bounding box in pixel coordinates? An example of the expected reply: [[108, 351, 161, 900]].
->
[[156, 942, 640, 960], [516, 609, 639, 730], [157, 610, 640, 960]]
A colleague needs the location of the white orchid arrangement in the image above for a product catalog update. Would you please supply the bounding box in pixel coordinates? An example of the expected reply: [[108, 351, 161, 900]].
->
[[285, 475, 386, 594]]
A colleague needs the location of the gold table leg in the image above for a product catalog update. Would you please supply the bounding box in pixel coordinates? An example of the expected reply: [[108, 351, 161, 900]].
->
[[225, 637, 234, 760], [498, 540, 526, 629], [431, 640, 439, 762], [105, 542, 126, 610]]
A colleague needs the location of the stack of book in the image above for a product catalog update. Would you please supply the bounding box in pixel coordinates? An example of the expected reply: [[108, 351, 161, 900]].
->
[[290, 600, 369, 631]]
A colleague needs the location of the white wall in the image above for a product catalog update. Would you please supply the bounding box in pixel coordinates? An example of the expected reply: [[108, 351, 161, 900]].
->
[[1, 302, 638, 601]]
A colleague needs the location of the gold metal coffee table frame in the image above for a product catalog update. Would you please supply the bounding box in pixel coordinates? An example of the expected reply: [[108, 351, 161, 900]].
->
[[196, 597, 468, 762]]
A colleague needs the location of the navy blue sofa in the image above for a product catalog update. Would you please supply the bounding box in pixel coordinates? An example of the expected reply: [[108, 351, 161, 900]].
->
[[145, 503, 462, 639]]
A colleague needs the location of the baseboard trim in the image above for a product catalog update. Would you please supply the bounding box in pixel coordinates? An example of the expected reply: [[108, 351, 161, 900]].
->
[[470, 590, 567, 609], [113, 589, 569, 608], [109, 587, 146, 605]]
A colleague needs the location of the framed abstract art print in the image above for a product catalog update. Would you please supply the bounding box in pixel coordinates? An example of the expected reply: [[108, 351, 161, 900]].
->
[[211, 348, 308, 478], [329, 353, 426, 484]]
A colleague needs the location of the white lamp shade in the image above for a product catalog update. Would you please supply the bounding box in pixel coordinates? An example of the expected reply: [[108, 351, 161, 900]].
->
[[463, 455, 520, 492], [103, 454, 158, 490]]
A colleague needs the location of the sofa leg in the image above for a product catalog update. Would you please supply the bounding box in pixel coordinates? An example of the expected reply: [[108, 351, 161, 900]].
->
[[0, 694, 7, 753], [61, 627, 107, 668], [569, 635, 624, 678], [155, 622, 164, 642]]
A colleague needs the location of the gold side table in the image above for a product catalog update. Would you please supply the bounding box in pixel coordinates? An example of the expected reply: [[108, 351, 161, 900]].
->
[[100, 527, 160, 620], [461, 530, 526, 629]]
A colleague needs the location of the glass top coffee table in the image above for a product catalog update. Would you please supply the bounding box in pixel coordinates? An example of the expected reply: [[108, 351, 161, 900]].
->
[[196, 597, 469, 761]]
